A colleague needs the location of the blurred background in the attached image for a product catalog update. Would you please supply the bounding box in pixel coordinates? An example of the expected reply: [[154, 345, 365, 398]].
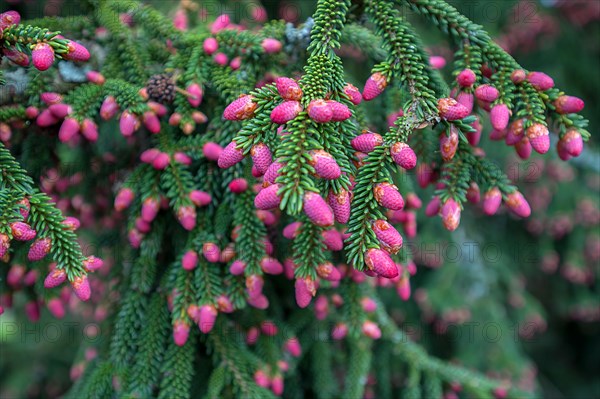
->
[[1, 0, 598, 398]]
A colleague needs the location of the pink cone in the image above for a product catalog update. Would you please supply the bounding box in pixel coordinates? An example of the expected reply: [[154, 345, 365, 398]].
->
[[218, 141, 245, 168], [71, 275, 91, 301], [352, 132, 382, 153], [506, 191, 531, 217], [307, 99, 333, 123], [58, 118, 80, 142], [303, 192, 334, 227], [483, 187, 502, 216], [440, 198, 461, 231], [327, 189, 351, 224], [270, 100, 302, 124], [173, 320, 190, 346], [526, 123, 550, 154], [264, 161, 283, 184], [182, 250, 198, 271], [100, 96, 119, 120], [316, 262, 342, 281], [114, 188, 135, 211], [372, 220, 403, 254], [223, 94, 256, 121], [373, 182, 404, 210], [364, 248, 398, 278], [28, 238, 52, 261], [437, 97, 469, 120], [308, 150, 341, 180], [251, 143, 273, 175], [390, 142, 417, 169], [527, 72, 554, 91], [199, 305, 218, 333], [119, 110, 140, 136], [255, 184, 281, 210], [81, 119, 99, 141], [362, 72, 388, 101], [440, 127, 459, 161], [560, 129, 583, 157], [260, 257, 283, 275], [275, 77, 303, 101], [474, 84, 499, 102], [295, 276, 317, 308], [32, 43, 55, 71], [456, 69, 476, 87], [490, 103, 510, 130], [177, 205, 197, 230], [554, 95, 584, 114], [343, 83, 362, 105], [10, 222, 36, 241], [202, 242, 220, 263], [327, 100, 352, 122], [44, 268, 67, 288]]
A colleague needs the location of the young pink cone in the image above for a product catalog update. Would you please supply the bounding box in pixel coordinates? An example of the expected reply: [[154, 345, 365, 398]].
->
[[327, 100, 352, 122], [255, 184, 281, 210], [251, 143, 273, 175], [437, 97, 469, 120], [223, 94, 257, 120], [28, 238, 52, 261], [560, 129, 584, 157], [186, 83, 203, 107], [316, 262, 342, 281], [456, 68, 476, 87], [527, 72, 554, 91], [48, 103, 72, 118], [526, 123, 550, 154], [213, 52, 228, 66], [322, 230, 344, 251], [284, 337, 302, 357], [483, 187, 502, 215], [440, 198, 461, 231], [429, 55, 446, 69], [218, 141, 245, 169], [515, 137, 532, 160], [0, 10, 20, 29], [343, 83, 362, 105], [11, 222, 36, 241], [308, 150, 341, 180], [365, 248, 399, 279], [188, 190, 211, 208], [440, 127, 459, 161], [182, 250, 198, 271], [466, 182, 481, 204], [202, 243, 220, 263], [86, 71, 105, 85], [243, 274, 263, 300], [2, 47, 30, 67], [270, 100, 302, 124], [100, 96, 119, 120], [202, 142, 223, 161], [0, 234, 9, 258], [63, 40, 90, 62], [505, 119, 525, 145], [275, 77, 303, 101], [254, 370, 270, 388], [229, 260, 246, 275], [142, 111, 161, 134], [114, 188, 134, 211], [511, 69, 527, 84], [467, 117, 482, 146], [456, 91, 474, 114], [47, 298, 65, 319], [361, 297, 378, 312], [283, 221, 303, 239], [173, 320, 190, 346], [260, 257, 283, 275], [71, 275, 91, 301], [264, 161, 283, 184], [506, 191, 531, 217], [262, 38, 282, 53], [554, 95, 584, 114], [58, 118, 80, 142], [203, 37, 218, 55], [332, 323, 349, 340], [425, 196, 441, 217], [474, 84, 499, 102], [397, 276, 411, 301], [228, 178, 248, 194], [119, 110, 140, 136], [177, 206, 197, 230], [490, 103, 510, 130], [295, 276, 317, 308], [307, 99, 333, 123], [362, 72, 388, 101], [36, 109, 59, 127], [351, 132, 382, 153], [372, 220, 403, 254], [83, 256, 103, 272], [303, 192, 334, 227], [362, 320, 382, 339], [80, 119, 98, 141], [141, 197, 160, 222], [44, 268, 67, 288], [390, 142, 417, 169], [31, 43, 55, 71], [199, 305, 218, 333], [373, 182, 404, 211], [327, 189, 351, 224]]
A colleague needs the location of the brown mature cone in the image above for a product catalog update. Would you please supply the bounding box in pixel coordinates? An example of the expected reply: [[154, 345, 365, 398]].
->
[[146, 73, 176, 103]]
